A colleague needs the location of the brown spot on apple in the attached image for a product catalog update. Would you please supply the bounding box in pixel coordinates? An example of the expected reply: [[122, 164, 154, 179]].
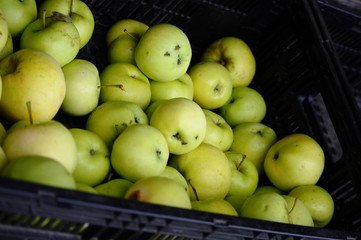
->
[[164, 51, 170, 56], [174, 45, 180, 50], [172, 132, 187, 145], [273, 153, 279, 160], [127, 190, 141, 200], [89, 148, 96, 156], [177, 55, 181, 65]]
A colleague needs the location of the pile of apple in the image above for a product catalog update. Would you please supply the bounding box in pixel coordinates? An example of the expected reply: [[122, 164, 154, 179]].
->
[[0, 0, 334, 229]]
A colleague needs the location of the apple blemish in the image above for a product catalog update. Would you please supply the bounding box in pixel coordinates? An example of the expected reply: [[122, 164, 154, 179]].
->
[[174, 45, 181, 51], [164, 51, 170, 56], [172, 132, 187, 145], [127, 190, 141, 201]]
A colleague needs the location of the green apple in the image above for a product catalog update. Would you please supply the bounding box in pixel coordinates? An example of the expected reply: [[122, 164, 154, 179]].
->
[[99, 62, 151, 110], [188, 62, 232, 109], [202, 36, 256, 87], [191, 199, 238, 216], [225, 151, 258, 198], [107, 34, 138, 64], [264, 133, 325, 192], [38, 0, 95, 48], [225, 195, 248, 216], [0, 48, 66, 123], [0, 9, 8, 52], [240, 191, 289, 224], [0, 145, 8, 171], [202, 109, 233, 152], [150, 97, 206, 155], [159, 166, 189, 195], [124, 176, 191, 209], [61, 59, 100, 116], [111, 124, 169, 182], [106, 19, 149, 47], [150, 73, 193, 103], [145, 100, 164, 120], [0, 0, 37, 38], [1, 155, 76, 189], [169, 143, 232, 201], [288, 185, 334, 227], [220, 86, 266, 127], [0, 121, 6, 145], [76, 183, 98, 194], [134, 23, 192, 82], [20, 12, 80, 67], [70, 128, 110, 187], [254, 185, 284, 195], [230, 122, 277, 175], [3, 119, 78, 174], [85, 101, 148, 149], [94, 178, 133, 198], [282, 195, 314, 227], [0, 31, 13, 61]]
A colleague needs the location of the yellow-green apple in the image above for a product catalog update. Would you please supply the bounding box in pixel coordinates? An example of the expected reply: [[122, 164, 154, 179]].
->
[[202, 36, 256, 87], [0, 9, 8, 52], [202, 109, 233, 151], [150, 97, 206, 155], [20, 12, 80, 67], [99, 62, 151, 110], [70, 128, 110, 187], [61, 59, 100, 116], [188, 61, 232, 109], [240, 191, 289, 224], [106, 18, 149, 47], [134, 23, 192, 82], [219, 86, 266, 127], [107, 34, 138, 64], [0, 146, 7, 171], [150, 73, 193, 103], [0, 31, 13, 61], [145, 100, 164, 119], [264, 133, 325, 191], [288, 185, 334, 227], [76, 183, 98, 194], [94, 178, 133, 198], [169, 143, 231, 201], [230, 122, 277, 175], [124, 176, 192, 209], [0, 48, 66, 123], [2, 119, 77, 174], [282, 195, 314, 227], [225, 195, 248, 216], [85, 101, 148, 149], [191, 199, 238, 216], [0, 121, 6, 144], [159, 166, 189, 195], [38, 0, 95, 48], [0, 0, 37, 37], [1, 155, 76, 189], [254, 185, 284, 195], [225, 151, 258, 198], [111, 124, 169, 182]]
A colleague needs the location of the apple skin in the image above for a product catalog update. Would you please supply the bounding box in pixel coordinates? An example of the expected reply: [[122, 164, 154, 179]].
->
[[107, 34, 138, 64], [191, 199, 238, 216], [150, 97, 206, 155], [150, 73, 193, 103], [230, 122, 277, 175], [254, 185, 284, 195], [124, 176, 192, 209], [38, 0, 95, 48], [0, 121, 6, 145], [134, 23, 192, 82], [219, 86, 266, 127], [240, 191, 289, 224], [264, 133, 325, 192], [3, 119, 78, 174], [202, 109, 233, 152], [0, 31, 13, 61], [0, 0, 37, 38], [169, 143, 232, 201], [111, 124, 169, 182], [85, 101, 148, 149], [94, 178, 133, 198], [0, 48, 66, 123], [188, 61, 232, 110], [61, 59, 100, 116], [225, 195, 248, 216], [0, 146, 8, 171], [282, 195, 314, 227], [70, 128, 110, 187], [106, 19, 149, 47], [20, 14, 80, 67], [0, 10, 8, 52], [288, 185, 334, 227], [159, 166, 189, 196], [225, 151, 259, 198], [76, 183, 98, 194], [1, 155, 76, 190], [202, 36, 256, 87], [99, 62, 151, 110]]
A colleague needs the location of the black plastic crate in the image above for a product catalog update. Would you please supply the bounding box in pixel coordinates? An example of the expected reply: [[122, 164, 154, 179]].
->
[[1, 0, 361, 239]]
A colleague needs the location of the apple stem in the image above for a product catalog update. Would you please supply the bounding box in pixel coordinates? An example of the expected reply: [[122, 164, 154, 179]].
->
[[42, 9, 47, 29], [288, 197, 297, 215], [98, 84, 126, 92], [187, 179, 200, 201], [69, 0, 74, 17], [123, 29, 139, 41], [26, 101, 33, 125], [237, 154, 247, 171]]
